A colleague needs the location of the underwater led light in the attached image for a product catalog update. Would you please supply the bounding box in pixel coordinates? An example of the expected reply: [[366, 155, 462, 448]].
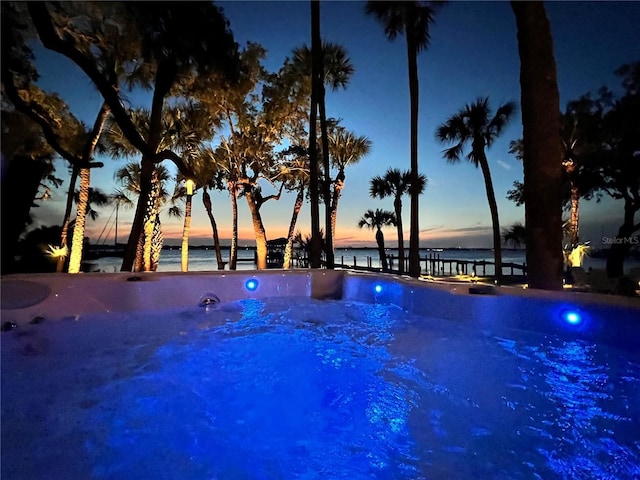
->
[[374, 284, 383, 294], [245, 279, 259, 291], [562, 309, 583, 325]]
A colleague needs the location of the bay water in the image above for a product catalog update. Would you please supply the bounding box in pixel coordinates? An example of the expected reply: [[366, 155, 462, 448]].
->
[[91, 247, 631, 276]]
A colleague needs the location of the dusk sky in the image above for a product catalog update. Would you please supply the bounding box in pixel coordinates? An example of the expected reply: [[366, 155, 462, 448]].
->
[[31, 1, 640, 248]]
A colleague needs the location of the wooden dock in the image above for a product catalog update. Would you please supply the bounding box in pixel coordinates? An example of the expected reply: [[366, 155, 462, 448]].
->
[[331, 253, 527, 279]]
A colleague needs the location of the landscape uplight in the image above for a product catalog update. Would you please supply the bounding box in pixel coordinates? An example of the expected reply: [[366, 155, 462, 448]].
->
[[185, 179, 195, 196]]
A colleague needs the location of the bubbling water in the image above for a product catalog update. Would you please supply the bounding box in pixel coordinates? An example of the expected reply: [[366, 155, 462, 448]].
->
[[2, 296, 639, 479]]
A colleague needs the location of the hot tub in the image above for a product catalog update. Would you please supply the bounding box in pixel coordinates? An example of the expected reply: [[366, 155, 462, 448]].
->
[[2, 271, 639, 479]]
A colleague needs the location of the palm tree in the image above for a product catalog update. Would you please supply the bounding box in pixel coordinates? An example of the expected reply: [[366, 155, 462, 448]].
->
[[560, 96, 604, 249], [192, 148, 226, 270], [291, 43, 355, 92], [358, 208, 397, 271], [327, 127, 372, 252], [62, 102, 111, 274], [511, 1, 564, 290], [502, 223, 526, 249], [115, 162, 181, 271], [292, 40, 355, 269], [366, 1, 441, 278], [509, 102, 602, 252], [105, 100, 218, 271], [436, 97, 515, 282], [27, 2, 240, 272], [308, 0, 323, 268], [369, 168, 427, 273], [274, 147, 310, 269], [1, 4, 114, 274]]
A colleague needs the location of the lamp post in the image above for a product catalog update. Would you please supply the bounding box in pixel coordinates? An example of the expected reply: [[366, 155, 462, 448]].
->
[[181, 179, 195, 272]]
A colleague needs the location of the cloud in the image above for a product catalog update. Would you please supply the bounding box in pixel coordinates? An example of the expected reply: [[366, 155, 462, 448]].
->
[[421, 224, 492, 236], [497, 159, 512, 170], [419, 225, 445, 234]]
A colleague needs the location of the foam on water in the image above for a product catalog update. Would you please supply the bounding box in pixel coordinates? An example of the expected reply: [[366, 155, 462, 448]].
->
[[2, 297, 639, 479]]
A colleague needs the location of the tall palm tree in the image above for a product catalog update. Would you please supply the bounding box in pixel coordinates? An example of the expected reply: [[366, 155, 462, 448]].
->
[[369, 168, 427, 273], [436, 97, 515, 282], [327, 127, 372, 252], [366, 1, 441, 278], [511, 1, 564, 290], [292, 40, 355, 269], [358, 208, 397, 271], [308, 0, 323, 268], [66, 103, 111, 274], [291, 43, 355, 91]]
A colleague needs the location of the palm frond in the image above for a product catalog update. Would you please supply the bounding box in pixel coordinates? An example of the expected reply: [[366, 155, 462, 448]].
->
[[167, 205, 182, 218], [443, 143, 464, 163]]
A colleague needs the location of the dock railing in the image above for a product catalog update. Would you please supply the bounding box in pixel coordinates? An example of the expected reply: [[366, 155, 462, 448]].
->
[[331, 253, 527, 278]]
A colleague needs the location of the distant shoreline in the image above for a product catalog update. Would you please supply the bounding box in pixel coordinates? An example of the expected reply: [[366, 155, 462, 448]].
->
[[161, 245, 522, 252], [160, 245, 636, 259]]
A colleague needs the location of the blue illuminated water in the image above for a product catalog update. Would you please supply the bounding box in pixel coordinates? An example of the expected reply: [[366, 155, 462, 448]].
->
[[2, 297, 639, 479]]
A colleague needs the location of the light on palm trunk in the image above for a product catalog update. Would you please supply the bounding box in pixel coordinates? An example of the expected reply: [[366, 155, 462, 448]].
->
[[181, 179, 196, 272], [185, 179, 195, 196]]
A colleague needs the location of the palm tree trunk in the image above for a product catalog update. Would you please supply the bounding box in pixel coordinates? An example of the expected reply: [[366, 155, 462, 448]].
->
[[202, 188, 225, 270], [318, 75, 334, 269], [284, 184, 305, 269], [122, 157, 155, 271], [394, 196, 405, 274], [151, 217, 163, 272], [229, 180, 238, 270], [309, 0, 322, 269], [329, 175, 344, 251], [68, 167, 90, 273], [143, 218, 154, 272], [67, 102, 110, 273], [512, 1, 564, 290], [134, 228, 144, 272], [181, 192, 193, 272], [478, 152, 502, 281], [57, 167, 79, 272], [569, 184, 580, 247], [142, 169, 161, 272], [406, 19, 421, 278], [122, 67, 169, 273], [376, 228, 388, 271], [244, 190, 268, 269]]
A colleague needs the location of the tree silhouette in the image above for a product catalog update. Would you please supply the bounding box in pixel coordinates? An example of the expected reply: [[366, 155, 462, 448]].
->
[[358, 208, 397, 271], [512, 1, 564, 290], [366, 0, 442, 278], [436, 97, 515, 282], [26, 2, 240, 272], [369, 168, 426, 273]]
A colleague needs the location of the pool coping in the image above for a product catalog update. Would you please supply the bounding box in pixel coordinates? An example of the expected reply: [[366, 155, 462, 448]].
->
[[2, 269, 638, 319]]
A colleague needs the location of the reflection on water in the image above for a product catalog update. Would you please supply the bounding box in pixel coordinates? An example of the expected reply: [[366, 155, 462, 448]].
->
[[92, 248, 640, 275], [2, 297, 639, 479], [497, 337, 640, 479]]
